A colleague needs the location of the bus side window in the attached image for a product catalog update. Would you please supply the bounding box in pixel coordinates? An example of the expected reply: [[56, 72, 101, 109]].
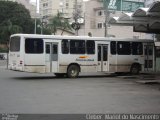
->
[[117, 41, 131, 55], [110, 41, 116, 55], [132, 42, 143, 55], [86, 40, 95, 54], [70, 40, 85, 54], [62, 39, 69, 54], [25, 38, 43, 54]]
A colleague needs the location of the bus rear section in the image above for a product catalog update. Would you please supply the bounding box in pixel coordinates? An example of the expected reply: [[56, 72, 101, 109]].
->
[[9, 35, 47, 73], [9, 36, 24, 71], [108, 40, 155, 74]]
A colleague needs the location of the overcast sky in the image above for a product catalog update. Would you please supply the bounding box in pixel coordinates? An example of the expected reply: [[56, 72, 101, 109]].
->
[[30, 0, 38, 3]]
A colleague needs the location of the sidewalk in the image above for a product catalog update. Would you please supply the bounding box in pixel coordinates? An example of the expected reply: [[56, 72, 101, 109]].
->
[[137, 72, 160, 84], [117, 72, 160, 84]]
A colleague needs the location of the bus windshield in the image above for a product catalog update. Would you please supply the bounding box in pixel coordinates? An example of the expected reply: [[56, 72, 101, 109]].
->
[[10, 36, 20, 52]]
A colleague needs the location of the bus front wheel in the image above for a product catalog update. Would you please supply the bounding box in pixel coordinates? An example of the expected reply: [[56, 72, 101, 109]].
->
[[130, 64, 140, 75], [67, 65, 80, 78]]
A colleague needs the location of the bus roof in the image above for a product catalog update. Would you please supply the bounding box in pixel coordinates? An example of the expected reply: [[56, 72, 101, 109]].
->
[[10, 34, 154, 42]]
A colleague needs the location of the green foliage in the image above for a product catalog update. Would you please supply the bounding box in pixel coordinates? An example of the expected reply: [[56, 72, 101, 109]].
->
[[36, 19, 51, 35], [48, 12, 72, 35], [60, 18, 72, 35], [0, 20, 23, 43], [0, 47, 8, 53], [0, 1, 34, 33], [0, 1, 35, 43]]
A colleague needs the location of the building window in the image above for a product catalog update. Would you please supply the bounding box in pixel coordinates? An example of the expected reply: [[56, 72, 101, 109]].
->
[[66, 3, 69, 9], [43, 3, 48, 7], [97, 23, 103, 29], [98, 11, 103, 16]]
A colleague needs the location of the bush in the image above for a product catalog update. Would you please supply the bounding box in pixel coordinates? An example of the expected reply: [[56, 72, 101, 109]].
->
[[0, 47, 8, 53]]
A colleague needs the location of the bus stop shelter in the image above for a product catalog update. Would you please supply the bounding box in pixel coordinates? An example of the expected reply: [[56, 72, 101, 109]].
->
[[109, 1, 160, 33], [109, 1, 160, 71]]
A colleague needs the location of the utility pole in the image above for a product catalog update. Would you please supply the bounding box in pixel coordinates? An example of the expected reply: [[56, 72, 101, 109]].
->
[[103, 0, 109, 37], [34, 0, 38, 34], [74, 0, 78, 35], [72, 0, 82, 36], [104, 8, 110, 37], [41, 17, 43, 34]]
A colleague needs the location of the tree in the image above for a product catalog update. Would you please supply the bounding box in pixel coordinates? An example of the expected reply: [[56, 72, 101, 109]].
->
[[0, 20, 22, 44], [36, 19, 51, 35], [60, 18, 72, 35], [48, 12, 72, 35], [0, 1, 34, 33], [0, 1, 34, 43]]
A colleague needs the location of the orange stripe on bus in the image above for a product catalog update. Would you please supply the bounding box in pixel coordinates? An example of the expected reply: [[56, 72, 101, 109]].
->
[[79, 56, 88, 58]]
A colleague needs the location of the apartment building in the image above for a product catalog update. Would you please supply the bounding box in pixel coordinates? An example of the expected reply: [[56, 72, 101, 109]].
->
[[78, 0, 147, 38], [39, 0, 149, 38], [40, 0, 83, 20]]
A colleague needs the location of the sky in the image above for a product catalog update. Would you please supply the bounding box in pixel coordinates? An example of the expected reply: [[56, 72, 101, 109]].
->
[[30, 0, 38, 3], [30, 0, 39, 12]]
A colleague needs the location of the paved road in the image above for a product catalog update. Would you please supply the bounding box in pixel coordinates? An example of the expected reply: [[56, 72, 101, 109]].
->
[[0, 65, 160, 114], [0, 60, 7, 68]]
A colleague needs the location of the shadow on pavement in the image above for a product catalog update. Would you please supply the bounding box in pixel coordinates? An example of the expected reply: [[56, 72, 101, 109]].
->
[[11, 72, 157, 81], [11, 73, 119, 80]]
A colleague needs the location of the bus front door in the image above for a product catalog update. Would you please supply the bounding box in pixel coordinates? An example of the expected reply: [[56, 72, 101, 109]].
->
[[97, 44, 109, 72], [45, 43, 58, 73]]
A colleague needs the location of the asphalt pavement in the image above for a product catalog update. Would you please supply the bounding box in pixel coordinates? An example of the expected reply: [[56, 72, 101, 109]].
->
[[0, 60, 7, 68], [0, 60, 160, 114], [0, 64, 160, 114]]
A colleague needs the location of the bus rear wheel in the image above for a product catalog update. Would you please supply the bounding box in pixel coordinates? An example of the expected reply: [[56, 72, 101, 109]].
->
[[67, 65, 79, 78], [130, 64, 140, 75]]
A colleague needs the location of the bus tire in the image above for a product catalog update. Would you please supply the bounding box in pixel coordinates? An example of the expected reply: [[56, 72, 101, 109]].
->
[[67, 65, 79, 78], [130, 64, 140, 75], [54, 73, 66, 78]]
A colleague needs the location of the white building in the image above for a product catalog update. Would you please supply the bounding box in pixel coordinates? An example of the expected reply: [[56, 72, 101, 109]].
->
[[39, 0, 150, 38], [40, 0, 83, 20], [78, 0, 147, 38]]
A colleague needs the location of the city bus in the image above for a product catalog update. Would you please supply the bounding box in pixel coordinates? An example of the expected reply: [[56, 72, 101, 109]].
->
[[8, 34, 155, 78]]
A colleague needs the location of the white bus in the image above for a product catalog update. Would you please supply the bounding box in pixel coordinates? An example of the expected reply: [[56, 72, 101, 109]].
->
[[8, 34, 155, 78]]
